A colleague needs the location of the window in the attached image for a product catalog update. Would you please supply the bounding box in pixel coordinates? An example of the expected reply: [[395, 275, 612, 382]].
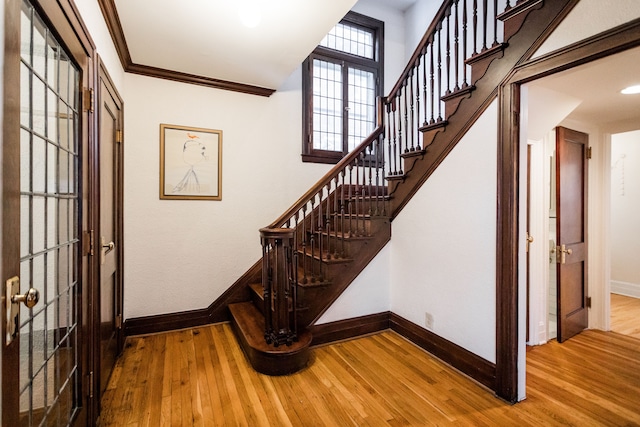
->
[[302, 12, 384, 164]]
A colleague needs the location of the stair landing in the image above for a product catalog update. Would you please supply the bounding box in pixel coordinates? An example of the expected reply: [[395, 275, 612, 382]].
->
[[229, 302, 312, 375]]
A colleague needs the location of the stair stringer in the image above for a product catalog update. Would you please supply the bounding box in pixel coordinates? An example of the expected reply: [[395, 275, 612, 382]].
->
[[389, 0, 579, 220]]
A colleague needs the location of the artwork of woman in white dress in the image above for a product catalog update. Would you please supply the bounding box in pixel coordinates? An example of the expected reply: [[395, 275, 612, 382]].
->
[[172, 133, 208, 193], [161, 125, 222, 200]]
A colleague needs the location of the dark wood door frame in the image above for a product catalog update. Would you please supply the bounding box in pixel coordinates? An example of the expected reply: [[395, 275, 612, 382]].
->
[[495, 18, 640, 402], [2, 0, 23, 422], [94, 56, 125, 415]]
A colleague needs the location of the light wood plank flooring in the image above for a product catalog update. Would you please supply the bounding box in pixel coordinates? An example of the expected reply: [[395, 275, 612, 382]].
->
[[611, 293, 640, 339], [100, 324, 640, 426]]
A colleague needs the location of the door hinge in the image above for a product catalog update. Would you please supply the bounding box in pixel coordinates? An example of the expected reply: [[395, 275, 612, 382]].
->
[[586, 296, 592, 308], [83, 230, 95, 256], [116, 314, 123, 329], [88, 371, 94, 398], [83, 88, 94, 113], [116, 130, 123, 144], [586, 146, 592, 159]]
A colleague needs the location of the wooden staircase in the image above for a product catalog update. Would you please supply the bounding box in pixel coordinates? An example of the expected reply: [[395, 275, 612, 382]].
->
[[227, 0, 578, 375]]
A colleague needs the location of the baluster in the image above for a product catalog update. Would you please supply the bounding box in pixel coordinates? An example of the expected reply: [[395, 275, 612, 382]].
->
[[492, 0, 499, 47], [473, 0, 478, 55], [309, 197, 316, 283], [380, 134, 387, 216], [301, 205, 308, 284], [317, 189, 324, 281], [445, 6, 451, 95], [397, 92, 404, 158], [367, 145, 373, 215], [462, 0, 469, 87], [331, 179, 338, 258], [429, 38, 435, 124], [392, 101, 398, 174], [324, 183, 331, 259], [437, 25, 443, 122], [386, 102, 394, 176], [482, 0, 488, 51], [454, 0, 460, 92], [262, 240, 272, 340], [396, 96, 403, 174], [290, 242, 298, 338], [355, 156, 361, 236], [369, 140, 384, 216], [409, 68, 415, 151], [422, 46, 428, 126], [403, 84, 409, 153], [340, 170, 346, 257], [415, 55, 422, 139], [348, 164, 354, 237]]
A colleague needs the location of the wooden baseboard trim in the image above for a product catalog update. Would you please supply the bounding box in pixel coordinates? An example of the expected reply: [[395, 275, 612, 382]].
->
[[309, 312, 391, 347], [124, 308, 212, 336], [389, 313, 496, 390]]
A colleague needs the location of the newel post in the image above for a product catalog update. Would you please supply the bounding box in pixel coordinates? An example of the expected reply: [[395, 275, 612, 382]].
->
[[259, 228, 298, 347]]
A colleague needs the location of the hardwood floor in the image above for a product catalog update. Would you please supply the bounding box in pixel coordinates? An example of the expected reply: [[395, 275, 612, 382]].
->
[[100, 324, 640, 426], [611, 293, 640, 339]]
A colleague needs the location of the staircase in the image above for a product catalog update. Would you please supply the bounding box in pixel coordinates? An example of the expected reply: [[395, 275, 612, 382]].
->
[[227, 0, 578, 375]]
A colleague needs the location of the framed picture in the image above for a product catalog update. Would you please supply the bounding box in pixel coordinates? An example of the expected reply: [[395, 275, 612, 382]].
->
[[160, 124, 222, 200]]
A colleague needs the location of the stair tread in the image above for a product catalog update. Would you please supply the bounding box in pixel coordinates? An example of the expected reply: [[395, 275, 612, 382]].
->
[[229, 302, 311, 354]]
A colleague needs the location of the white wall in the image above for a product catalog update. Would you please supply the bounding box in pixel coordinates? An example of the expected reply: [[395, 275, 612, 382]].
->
[[121, 0, 407, 320], [611, 130, 640, 297], [75, 0, 125, 90], [534, 0, 640, 58], [390, 100, 498, 363], [122, 71, 331, 318], [403, 0, 441, 61], [316, 245, 391, 324]]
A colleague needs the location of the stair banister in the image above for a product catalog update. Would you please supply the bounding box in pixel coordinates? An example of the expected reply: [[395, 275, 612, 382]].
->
[[256, 0, 515, 349]]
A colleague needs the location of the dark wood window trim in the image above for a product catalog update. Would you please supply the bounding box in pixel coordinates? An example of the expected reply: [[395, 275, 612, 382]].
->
[[302, 11, 384, 164]]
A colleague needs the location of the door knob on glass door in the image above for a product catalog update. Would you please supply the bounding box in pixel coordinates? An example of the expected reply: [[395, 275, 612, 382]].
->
[[12, 287, 40, 308]]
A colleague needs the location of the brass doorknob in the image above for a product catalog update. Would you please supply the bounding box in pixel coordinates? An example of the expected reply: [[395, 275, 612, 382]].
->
[[12, 288, 40, 309], [558, 244, 573, 264], [102, 241, 115, 255]]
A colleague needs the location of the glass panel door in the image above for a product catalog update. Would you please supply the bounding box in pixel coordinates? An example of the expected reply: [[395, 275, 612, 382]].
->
[[19, 0, 81, 424]]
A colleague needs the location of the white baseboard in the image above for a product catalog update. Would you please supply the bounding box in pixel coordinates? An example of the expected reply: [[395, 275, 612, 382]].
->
[[611, 280, 640, 298]]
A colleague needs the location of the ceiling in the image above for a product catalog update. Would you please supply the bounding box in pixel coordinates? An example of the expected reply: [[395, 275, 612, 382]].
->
[[527, 45, 640, 135], [105, 0, 414, 95]]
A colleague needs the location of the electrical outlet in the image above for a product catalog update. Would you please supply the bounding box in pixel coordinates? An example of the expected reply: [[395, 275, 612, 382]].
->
[[425, 312, 434, 330]]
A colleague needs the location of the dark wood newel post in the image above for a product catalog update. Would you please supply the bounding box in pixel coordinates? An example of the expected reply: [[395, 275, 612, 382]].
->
[[260, 228, 298, 347]]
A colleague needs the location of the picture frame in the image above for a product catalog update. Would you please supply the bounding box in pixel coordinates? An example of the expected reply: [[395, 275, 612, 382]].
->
[[159, 124, 222, 200]]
